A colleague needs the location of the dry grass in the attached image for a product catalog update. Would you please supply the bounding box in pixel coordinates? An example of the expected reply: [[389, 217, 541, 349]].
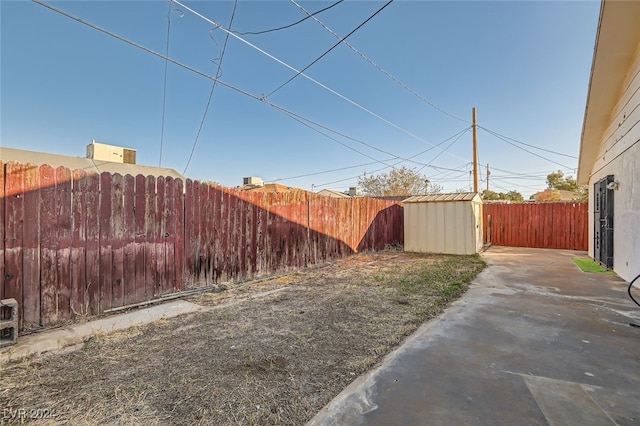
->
[[0, 251, 485, 425]]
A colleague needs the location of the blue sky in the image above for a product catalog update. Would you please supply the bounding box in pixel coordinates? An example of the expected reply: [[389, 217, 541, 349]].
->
[[1, 0, 601, 197]]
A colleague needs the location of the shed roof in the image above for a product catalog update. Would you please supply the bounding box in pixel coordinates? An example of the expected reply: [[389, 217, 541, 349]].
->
[[403, 192, 479, 203]]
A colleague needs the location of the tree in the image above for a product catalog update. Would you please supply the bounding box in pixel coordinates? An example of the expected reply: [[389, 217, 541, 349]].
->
[[534, 189, 562, 202], [546, 170, 578, 191], [573, 186, 588, 202], [505, 190, 524, 203], [545, 170, 588, 202], [481, 189, 524, 203], [357, 166, 442, 197]]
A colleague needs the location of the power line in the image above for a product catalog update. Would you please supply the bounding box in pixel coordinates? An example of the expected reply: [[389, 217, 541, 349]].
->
[[480, 127, 574, 169], [266, 102, 401, 159], [314, 164, 394, 189], [489, 165, 575, 176], [489, 181, 514, 193], [289, 0, 469, 124], [290, 0, 581, 164], [276, 107, 399, 168], [33, 0, 577, 194], [183, 0, 238, 175], [159, 1, 172, 167], [427, 166, 470, 181], [34, 0, 472, 184], [171, 0, 470, 161], [490, 174, 550, 180], [312, 156, 463, 189], [416, 128, 469, 173], [479, 126, 578, 159], [32, 0, 446, 177], [31, 0, 258, 99], [269, 159, 395, 183], [234, 0, 344, 35], [273, 127, 470, 185], [266, 102, 470, 164], [267, 0, 394, 98], [313, 132, 472, 189]]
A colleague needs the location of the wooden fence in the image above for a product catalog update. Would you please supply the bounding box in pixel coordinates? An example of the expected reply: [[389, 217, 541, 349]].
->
[[0, 162, 403, 331], [483, 202, 588, 250]]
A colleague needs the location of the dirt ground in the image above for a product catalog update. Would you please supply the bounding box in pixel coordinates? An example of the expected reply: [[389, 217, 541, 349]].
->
[[1, 251, 485, 425]]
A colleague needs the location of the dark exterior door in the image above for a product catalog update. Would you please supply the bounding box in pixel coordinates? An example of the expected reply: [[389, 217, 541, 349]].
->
[[594, 175, 614, 269]]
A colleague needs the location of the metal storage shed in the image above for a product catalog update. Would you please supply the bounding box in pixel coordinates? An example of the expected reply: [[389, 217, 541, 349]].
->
[[403, 193, 483, 255]]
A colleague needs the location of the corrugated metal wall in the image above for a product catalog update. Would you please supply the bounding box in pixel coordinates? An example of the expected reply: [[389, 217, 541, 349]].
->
[[404, 198, 483, 255], [1, 161, 404, 331]]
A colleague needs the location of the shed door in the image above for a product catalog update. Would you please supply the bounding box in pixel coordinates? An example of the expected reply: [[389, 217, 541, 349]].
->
[[594, 175, 614, 269]]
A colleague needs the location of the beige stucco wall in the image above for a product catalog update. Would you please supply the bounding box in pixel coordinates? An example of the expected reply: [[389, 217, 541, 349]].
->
[[587, 41, 640, 282]]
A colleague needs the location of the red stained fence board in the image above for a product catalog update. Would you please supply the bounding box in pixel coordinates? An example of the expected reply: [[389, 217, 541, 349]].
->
[[3, 163, 409, 331], [4, 162, 25, 327], [123, 174, 137, 306], [98, 172, 113, 313], [134, 175, 147, 302], [71, 169, 87, 317], [483, 203, 588, 251], [110, 174, 125, 309], [39, 165, 57, 326], [0, 162, 4, 302], [55, 166, 73, 322], [85, 173, 101, 316]]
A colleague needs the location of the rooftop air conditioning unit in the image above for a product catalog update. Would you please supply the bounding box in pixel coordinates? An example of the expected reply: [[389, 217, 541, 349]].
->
[[86, 140, 137, 164], [243, 177, 264, 187]]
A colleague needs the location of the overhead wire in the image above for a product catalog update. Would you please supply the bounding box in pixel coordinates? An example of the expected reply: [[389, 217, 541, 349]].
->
[[234, 0, 344, 35], [272, 127, 470, 185], [289, 0, 469, 124], [170, 0, 470, 161], [479, 126, 575, 169], [207, 28, 223, 64], [269, 159, 396, 183], [427, 169, 469, 183], [291, 0, 583, 164], [479, 126, 578, 159], [275, 107, 399, 168], [265, 101, 406, 160], [158, 1, 173, 167], [183, 0, 239, 175], [416, 128, 469, 173], [32, 0, 472, 181], [489, 181, 514, 193], [311, 158, 455, 189], [313, 137, 472, 189], [40, 0, 578, 185], [266, 101, 472, 165], [266, 0, 394, 98], [489, 165, 575, 177]]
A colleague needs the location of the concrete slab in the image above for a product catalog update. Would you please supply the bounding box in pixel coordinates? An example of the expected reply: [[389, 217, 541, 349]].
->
[[308, 246, 640, 426], [0, 300, 204, 364]]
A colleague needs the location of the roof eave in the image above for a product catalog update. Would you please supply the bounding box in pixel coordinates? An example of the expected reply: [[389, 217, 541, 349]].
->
[[577, 0, 606, 185], [577, 0, 640, 185]]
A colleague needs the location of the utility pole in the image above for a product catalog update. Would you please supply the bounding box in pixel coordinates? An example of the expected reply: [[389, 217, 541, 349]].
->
[[486, 163, 490, 192], [472, 107, 479, 193]]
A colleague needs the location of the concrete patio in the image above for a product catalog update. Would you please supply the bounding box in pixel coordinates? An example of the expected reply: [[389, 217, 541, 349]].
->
[[309, 246, 640, 425]]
